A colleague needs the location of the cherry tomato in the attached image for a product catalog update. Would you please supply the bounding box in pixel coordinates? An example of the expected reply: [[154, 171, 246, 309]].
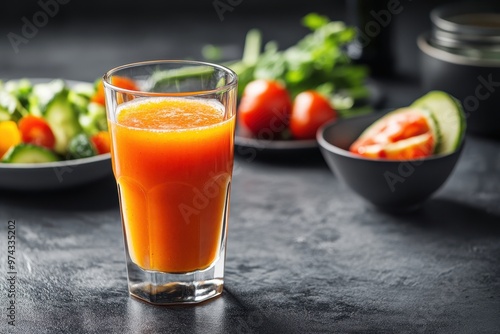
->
[[18, 115, 56, 150], [90, 131, 111, 155], [237, 79, 292, 137], [91, 76, 139, 106], [290, 91, 337, 140]]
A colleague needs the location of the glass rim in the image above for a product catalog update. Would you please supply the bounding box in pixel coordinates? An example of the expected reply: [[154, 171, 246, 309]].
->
[[102, 59, 238, 97]]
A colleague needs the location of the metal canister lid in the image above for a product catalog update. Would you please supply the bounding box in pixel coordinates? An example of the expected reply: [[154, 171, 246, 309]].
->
[[430, 2, 500, 53]]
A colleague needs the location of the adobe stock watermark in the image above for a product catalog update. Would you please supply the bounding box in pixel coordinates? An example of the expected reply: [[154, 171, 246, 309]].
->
[[235, 105, 289, 163], [462, 73, 500, 119], [7, 0, 71, 54], [213, 0, 243, 22], [385, 158, 424, 193], [53, 162, 74, 184], [179, 170, 232, 224], [349, 0, 412, 57], [6, 219, 18, 328], [234, 304, 269, 334]]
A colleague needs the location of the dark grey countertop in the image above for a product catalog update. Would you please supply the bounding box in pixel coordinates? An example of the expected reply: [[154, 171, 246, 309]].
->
[[1, 2, 499, 333], [1, 134, 500, 333]]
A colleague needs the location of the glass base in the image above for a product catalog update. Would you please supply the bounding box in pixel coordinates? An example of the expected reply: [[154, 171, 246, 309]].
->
[[126, 258, 225, 305]]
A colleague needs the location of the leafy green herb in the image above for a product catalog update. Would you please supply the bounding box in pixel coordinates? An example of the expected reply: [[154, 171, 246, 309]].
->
[[219, 13, 370, 114]]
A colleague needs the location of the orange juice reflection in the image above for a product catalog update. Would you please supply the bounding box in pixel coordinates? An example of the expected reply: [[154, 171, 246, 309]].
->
[[110, 97, 234, 273]]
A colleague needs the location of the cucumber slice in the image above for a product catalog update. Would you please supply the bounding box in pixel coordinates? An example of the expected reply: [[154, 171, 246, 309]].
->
[[411, 91, 466, 154], [29, 79, 67, 116], [29, 80, 86, 154], [44, 93, 82, 154], [2, 144, 59, 163]]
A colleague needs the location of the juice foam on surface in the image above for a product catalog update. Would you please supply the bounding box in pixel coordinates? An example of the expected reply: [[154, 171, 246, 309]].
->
[[116, 97, 226, 130], [111, 97, 234, 273]]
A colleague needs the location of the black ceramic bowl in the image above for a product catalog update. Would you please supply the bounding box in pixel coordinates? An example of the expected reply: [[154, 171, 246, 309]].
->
[[317, 113, 464, 211]]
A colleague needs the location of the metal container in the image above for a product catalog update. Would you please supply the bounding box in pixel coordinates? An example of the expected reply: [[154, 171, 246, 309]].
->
[[418, 2, 500, 138]]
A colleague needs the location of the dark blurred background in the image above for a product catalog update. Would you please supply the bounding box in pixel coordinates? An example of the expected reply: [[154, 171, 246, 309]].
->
[[0, 0, 459, 105]]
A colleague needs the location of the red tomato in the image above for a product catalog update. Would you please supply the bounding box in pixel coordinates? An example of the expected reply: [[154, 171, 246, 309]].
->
[[350, 108, 435, 160], [237, 80, 292, 137], [18, 115, 56, 149], [90, 131, 111, 155], [290, 91, 337, 140], [91, 76, 139, 106]]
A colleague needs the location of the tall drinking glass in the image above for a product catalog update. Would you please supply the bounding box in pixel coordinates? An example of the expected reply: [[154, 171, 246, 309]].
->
[[103, 60, 237, 304]]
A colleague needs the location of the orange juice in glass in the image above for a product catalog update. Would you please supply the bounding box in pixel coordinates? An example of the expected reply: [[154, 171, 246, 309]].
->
[[103, 60, 237, 305]]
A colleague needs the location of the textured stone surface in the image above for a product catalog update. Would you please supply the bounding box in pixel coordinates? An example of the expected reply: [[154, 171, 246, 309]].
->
[[1, 136, 499, 333]]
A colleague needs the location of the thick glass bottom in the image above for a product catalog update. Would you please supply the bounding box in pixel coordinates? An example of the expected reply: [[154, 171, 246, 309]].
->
[[126, 254, 225, 305]]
